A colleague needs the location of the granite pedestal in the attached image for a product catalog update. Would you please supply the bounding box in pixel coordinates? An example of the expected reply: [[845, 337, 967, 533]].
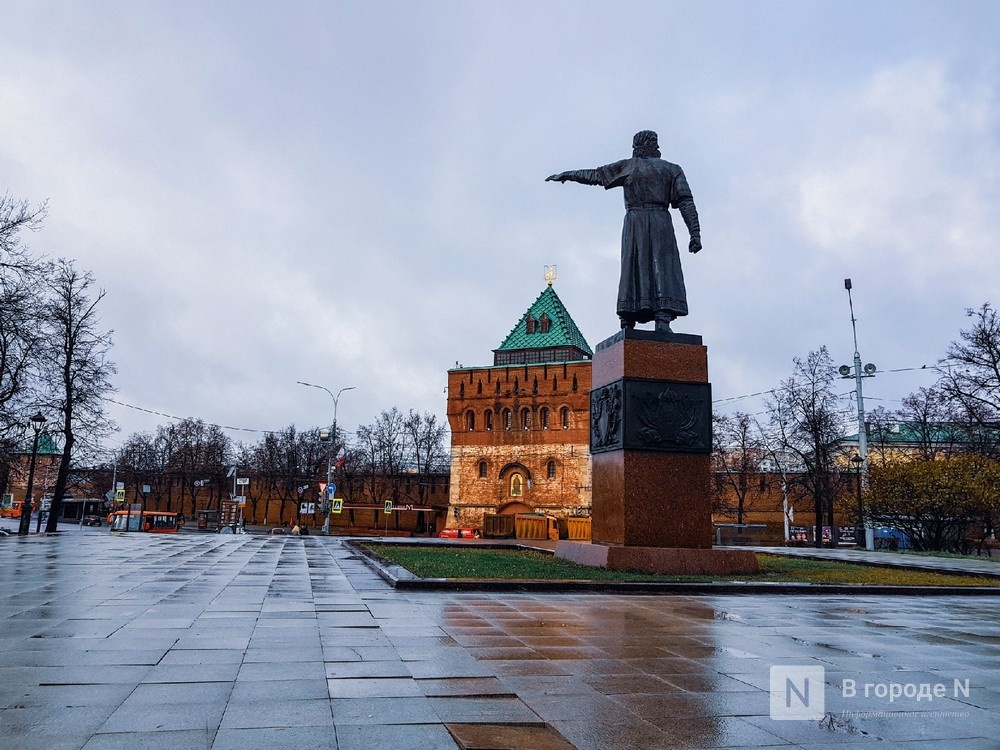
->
[[556, 329, 759, 575]]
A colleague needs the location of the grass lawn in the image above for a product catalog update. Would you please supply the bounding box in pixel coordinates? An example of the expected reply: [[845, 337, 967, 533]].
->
[[362, 544, 1000, 587]]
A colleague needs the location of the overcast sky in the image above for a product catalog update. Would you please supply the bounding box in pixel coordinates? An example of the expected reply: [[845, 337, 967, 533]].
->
[[2, 1, 999, 451]]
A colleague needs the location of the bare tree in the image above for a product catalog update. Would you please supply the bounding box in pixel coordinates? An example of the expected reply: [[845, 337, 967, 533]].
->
[[0, 194, 47, 483], [41, 260, 116, 531], [157, 418, 232, 518], [0, 193, 47, 271], [892, 387, 964, 461], [114, 432, 163, 509], [713, 411, 772, 525], [767, 347, 848, 547], [355, 407, 409, 503], [400, 409, 448, 505], [249, 425, 324, 524], [406, 408, 447, 469], [936, 303, 1000, 455]]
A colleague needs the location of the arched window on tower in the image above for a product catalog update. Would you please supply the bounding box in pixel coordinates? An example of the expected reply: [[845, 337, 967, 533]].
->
[[478, 460, 488, 478], [465, 410, 475, 431], [503, 408, 512, 431], [484, 409, 493, 432], [561, 407, 570, 430], [539, 314, 551, 333], [521, 408, 531, 430], [547, 460, 556, 479], [540, 407, 550, 430], [525, 315, 537, 334]]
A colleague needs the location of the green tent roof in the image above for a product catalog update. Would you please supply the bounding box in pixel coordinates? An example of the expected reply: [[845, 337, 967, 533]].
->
[[495, 285, 592, 358], [15, 432, 61, 456]]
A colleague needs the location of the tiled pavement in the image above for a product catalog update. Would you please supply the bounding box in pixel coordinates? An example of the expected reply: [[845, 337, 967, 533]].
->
[[0, 529, 998, 749]]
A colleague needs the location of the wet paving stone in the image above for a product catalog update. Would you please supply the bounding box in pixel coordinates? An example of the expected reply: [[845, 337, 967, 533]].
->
[[2, 531, 1000, 748]]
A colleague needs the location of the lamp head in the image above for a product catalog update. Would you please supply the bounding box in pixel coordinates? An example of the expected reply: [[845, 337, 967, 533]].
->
[[29, 412, 46, 428]]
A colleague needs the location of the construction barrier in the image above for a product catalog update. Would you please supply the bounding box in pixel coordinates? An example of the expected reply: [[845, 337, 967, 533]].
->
[[515, 513, 558, 540], [483, 514, 516, 539], [565, 517, 592, 541]]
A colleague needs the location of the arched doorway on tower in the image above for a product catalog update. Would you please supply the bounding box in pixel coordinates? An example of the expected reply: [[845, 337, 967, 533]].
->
[[497, 462, 533, 515]]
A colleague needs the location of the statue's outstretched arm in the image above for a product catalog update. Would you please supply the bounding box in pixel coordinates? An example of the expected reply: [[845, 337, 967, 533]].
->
[[545, 169, 603, 186]]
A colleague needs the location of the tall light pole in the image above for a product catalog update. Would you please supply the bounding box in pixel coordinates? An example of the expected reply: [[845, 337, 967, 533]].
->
[[18, 413, 47, 536], [850, 453, 864, 546], [839, 279, 876, 550], [297, 381, 355, 534]]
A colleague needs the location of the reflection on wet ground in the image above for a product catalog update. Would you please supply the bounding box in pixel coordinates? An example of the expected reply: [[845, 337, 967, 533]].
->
[[0, 531, 997, 749]]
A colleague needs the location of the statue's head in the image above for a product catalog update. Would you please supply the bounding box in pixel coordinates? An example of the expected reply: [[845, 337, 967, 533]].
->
[[632, 130, 660, 158]]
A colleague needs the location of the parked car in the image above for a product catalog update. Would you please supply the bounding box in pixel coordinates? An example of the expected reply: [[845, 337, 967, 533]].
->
[[82, 515, 103, 527], [437, 527, 481, 539], [268, 527, 287, 536]]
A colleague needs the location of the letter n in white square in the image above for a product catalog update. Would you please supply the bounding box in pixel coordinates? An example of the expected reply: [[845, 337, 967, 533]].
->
[[770, 665, 825, 720]]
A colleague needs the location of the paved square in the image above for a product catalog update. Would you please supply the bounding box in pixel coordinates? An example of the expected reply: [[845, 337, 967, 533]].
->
[[0, 528, 998, 749]]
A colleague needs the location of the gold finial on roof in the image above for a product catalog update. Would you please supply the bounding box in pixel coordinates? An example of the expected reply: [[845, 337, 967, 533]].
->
[[544, 265, 557, 286]]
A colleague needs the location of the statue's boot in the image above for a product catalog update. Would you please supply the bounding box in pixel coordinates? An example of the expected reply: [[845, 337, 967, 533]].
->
[[655, 312, 674, 333], [619, 315, 636, 330]]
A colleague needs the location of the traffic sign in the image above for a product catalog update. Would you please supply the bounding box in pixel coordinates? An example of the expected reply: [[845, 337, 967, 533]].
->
[[327, 483, 337, 497], [236, 477, 249, 486], [383, 500, 393, 514], [115, 489, 126, 501], [331, 499, 343, 514]]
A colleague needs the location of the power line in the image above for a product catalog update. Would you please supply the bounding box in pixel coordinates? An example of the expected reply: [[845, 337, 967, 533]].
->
[[102, 396, 362, 440], [712, 363, 936, 407], [103, 397, 286, 435]]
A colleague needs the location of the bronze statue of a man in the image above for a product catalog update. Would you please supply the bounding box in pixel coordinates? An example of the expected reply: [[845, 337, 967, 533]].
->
[[547, 130, 701, 332]]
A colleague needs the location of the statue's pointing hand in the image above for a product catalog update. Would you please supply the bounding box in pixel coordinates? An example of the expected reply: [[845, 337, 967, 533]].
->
[[546, 173, 568, 183]]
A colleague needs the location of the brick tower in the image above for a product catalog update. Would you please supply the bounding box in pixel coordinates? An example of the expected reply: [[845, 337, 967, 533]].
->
[[446, 282, 593, 529]]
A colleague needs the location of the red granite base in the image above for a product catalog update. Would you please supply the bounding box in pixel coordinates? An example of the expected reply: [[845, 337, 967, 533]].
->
[[591, 451, 713, 548], [555, 541, 760, 576]]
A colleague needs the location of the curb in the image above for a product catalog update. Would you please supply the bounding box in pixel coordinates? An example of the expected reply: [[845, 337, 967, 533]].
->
[[347, 540, 1000, 596]]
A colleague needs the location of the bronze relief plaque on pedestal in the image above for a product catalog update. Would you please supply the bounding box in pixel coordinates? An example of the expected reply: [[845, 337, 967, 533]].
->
[[591, 379, 711, 455]]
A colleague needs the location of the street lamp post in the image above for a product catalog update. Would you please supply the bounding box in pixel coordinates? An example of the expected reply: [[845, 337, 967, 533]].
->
[[297, 381, 355, 534], [850, 453, 864, 547], [839, 278, 876, 551], [17, 413, 47, 536]]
